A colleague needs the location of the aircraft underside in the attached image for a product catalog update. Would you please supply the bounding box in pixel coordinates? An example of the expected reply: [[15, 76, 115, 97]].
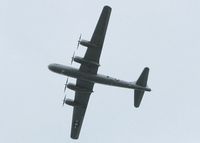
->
[[48, 5, 151, 139]]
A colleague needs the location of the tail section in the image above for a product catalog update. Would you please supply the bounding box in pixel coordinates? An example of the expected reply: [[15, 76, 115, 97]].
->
[[134, 67, 150, 108]]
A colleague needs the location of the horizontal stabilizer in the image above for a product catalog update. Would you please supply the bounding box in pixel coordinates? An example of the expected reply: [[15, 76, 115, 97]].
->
[[134, 67, 150, 108], [134, 90, 145, 107], [136, 67, 149, 87]]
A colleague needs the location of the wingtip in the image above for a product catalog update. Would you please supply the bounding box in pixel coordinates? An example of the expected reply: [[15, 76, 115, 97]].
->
[[71, 134, 79, 140], [134, 104, 140, 108], [104, 5, 112, 10], [144, 67, 150, 71]]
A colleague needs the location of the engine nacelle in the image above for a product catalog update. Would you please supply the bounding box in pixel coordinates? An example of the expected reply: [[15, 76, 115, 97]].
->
[[80, 40, 98, 48], [74, 56, 100, 67], [67, 83, 93, 93], [64, 99, 80, 107]]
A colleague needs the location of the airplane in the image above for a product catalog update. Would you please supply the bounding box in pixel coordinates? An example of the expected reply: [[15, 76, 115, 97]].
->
[[48, 5, 151, 139]]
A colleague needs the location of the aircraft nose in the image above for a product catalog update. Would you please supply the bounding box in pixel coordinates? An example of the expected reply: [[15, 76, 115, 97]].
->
[[48, 64, 56, 72]]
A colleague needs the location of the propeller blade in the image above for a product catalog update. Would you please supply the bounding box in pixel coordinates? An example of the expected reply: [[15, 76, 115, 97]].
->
[[71, 51, 75, 65], [77, 42, 80, 49], [64, 78, 68, 92], [76, 34, 82, 49], [63, 94, 67, 106], [79, 34, 82, 41]]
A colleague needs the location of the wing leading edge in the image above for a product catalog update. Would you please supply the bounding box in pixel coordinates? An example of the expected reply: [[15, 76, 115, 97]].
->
[[79, 5, 111, 74], [70, 6, 112, 139]]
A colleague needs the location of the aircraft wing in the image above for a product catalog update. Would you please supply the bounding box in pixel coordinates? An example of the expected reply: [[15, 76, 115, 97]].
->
[[70, 79, 94, 139], [70, 6, 111, 139], [79, 5, 111, 74]]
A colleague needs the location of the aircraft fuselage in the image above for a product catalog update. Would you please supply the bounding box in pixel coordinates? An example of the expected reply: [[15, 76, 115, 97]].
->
[[48, 63, 151, 91]]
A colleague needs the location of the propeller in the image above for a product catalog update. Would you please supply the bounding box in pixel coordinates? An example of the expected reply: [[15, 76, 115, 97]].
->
[[62, 94, 67, 106], [70, 34, 82, 64], [76, 34, 82, 49], [71, 51, 75, 65], [64, 78, 68, 92]]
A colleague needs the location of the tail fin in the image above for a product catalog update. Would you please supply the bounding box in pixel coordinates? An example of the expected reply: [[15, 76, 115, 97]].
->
[[134, 67, 150, 108]]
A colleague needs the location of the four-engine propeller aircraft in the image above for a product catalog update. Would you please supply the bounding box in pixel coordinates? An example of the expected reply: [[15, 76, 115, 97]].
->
[[48, 5, 151, 139]]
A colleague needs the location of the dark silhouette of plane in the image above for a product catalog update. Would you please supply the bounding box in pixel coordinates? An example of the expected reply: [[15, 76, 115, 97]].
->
[[48, 5, 151, 139]]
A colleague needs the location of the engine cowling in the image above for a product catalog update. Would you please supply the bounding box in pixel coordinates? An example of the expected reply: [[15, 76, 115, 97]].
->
[[80, 40, 98, 48], [67, 83, 93, 93], [64, 99, 80, 107], [74, 56, 100, 67]]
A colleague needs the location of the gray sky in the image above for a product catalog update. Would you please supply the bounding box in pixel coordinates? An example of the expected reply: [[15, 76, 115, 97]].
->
[[1, 0, 200, 142]]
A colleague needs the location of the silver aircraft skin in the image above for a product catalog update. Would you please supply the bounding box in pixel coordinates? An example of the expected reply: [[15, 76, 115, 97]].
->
[[48, 5, 151, 139]]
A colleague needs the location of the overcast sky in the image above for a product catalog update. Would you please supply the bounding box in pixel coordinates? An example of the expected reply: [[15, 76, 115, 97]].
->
[[1, 0, 200, 143]]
